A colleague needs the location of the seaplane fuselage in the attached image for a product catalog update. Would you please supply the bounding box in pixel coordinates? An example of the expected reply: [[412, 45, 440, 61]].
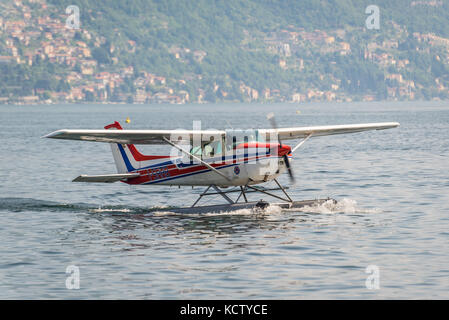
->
[[115, 141, 291, 187]]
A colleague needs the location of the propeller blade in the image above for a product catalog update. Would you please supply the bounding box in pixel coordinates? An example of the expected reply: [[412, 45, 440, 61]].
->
[[267, 112, 295, 183], [267, 112, 283, 145], [283, 154, 295, 182], [266, 112, 277, 130]]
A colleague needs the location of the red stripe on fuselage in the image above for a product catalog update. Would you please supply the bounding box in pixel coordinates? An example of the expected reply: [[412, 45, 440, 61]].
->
[[124, 154, 276, 185], [127, 144, 171, 161], [236, 142, 291, 156]]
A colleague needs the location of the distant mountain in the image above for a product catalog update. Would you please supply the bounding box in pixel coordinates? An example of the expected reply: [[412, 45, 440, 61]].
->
[[1, 0, 448, 103]]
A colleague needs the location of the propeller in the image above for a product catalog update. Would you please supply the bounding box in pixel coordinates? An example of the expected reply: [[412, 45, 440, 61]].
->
[[266, 112, 295, 182]]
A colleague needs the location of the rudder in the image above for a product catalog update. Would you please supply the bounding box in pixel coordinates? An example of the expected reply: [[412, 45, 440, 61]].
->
[[105, 121, 137, 173]]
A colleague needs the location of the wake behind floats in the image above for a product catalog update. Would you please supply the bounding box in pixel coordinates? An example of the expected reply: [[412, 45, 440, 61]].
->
[[44, 114, 399, 213]]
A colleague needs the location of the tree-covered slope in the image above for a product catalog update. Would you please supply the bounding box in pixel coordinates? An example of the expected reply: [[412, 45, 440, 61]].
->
[[2, 0, 448, 103]]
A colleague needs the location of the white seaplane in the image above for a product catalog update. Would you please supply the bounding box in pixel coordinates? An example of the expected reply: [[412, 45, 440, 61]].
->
[[44, 114, 399, 213]]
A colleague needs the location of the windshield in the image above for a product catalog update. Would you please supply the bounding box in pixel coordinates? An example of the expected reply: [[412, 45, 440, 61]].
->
[[224, 129, 265, 150]]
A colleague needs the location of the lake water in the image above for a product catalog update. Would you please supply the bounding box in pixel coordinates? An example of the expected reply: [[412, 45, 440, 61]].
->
[[0, 101, 448, 299]]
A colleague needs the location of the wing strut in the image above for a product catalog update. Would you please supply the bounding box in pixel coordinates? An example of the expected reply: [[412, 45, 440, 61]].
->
[[162, 137, 231, 181], [291, 133, 313, 153]]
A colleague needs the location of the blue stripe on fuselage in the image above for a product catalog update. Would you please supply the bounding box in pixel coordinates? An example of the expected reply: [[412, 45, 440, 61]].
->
[[142, 156, 283, 185], [117, 144, 135, 172], [118, 144, 274, 174]]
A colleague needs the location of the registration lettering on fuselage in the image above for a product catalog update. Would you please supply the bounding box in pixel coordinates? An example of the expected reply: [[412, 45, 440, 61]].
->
[[144, 167, 170, 181]]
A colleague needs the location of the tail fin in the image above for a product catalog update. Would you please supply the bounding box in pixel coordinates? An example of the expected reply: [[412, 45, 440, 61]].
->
[[105, 121, 134, 173], [104, 121, 171, 173]]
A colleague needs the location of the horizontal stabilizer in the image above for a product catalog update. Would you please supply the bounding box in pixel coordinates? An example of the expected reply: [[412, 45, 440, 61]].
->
[[72, 173, 140, 183]]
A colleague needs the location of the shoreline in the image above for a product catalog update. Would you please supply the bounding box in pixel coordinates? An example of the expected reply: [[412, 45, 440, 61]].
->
[[2, 98, 449, 107]]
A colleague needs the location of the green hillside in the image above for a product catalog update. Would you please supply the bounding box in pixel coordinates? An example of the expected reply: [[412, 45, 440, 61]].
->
[[1, 0, 448, 103]]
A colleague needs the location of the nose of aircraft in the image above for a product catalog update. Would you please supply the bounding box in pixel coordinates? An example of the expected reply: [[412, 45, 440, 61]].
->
[[277, 144, 292, 156]]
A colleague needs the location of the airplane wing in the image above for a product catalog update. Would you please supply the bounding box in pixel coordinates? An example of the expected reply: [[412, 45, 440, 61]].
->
[[44, 122, 399, 145], [72, 173, 140, 183], [264, 122, 400, 141], [44, 129, 226, 145]]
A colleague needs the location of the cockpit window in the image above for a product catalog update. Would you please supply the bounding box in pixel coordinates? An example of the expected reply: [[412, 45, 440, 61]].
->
[[188, 130, 265, 159], [225, 129, 265, 150], [190, 140, 222, 158], [190, 145, 203, 157]]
